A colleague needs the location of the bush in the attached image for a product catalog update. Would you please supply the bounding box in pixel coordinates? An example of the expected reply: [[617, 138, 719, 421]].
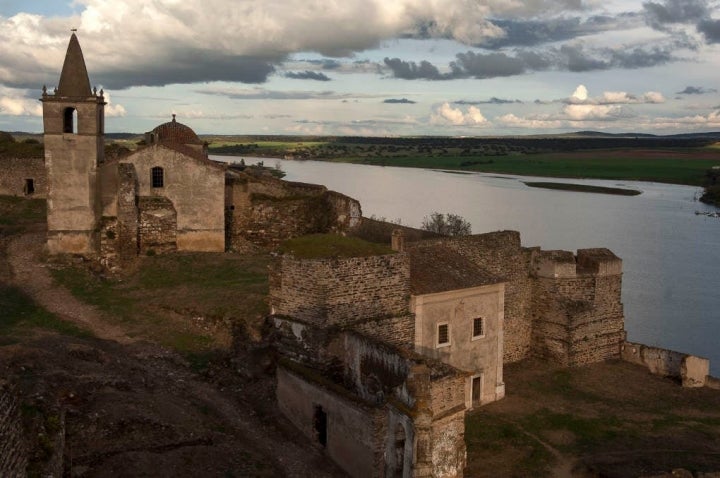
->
[[421, 212, 471, 236]]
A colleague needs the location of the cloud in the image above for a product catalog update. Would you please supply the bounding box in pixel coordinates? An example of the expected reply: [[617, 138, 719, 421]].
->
[[103, 91, 126, 117], [496, 113, 564, 129], [697, 19, 720, 43], [196, 86, 384, 101], [565, 84, 665, 105], [0, 86, 42, 116], [430, 102, 489, 126], [677, 86, 717, 95], [643, 0, 709, 29], [383, 58, 448, 80], [284, 71, 331, 81], [384, 98, 416, 104], [455, 98, 523, 105]]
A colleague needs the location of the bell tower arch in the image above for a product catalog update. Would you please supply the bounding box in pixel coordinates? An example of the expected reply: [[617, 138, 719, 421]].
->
[[41, 33, 106, 254]]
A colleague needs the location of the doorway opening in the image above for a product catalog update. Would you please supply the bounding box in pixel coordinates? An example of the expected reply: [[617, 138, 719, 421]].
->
[[313, 405, 327, 447]]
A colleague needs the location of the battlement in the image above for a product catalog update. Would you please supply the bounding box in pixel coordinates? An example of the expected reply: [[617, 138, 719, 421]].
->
[[533, 248, 622, 279]]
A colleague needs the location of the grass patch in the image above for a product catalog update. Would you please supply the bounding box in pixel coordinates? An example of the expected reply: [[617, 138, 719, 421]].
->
[[0, 284, 89, 338], [466, 412, 555, 476], [524, 182, 642, 196], [50, 252, 270, 353], [280, 233, 395, 258], [522, 409, 624, 452]]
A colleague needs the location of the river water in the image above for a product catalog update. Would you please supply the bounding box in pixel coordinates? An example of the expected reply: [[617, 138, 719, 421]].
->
[[215, 156, 720, 374]]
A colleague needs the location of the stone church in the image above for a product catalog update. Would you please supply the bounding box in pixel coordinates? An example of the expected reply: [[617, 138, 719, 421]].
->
[[42, 34, 360, 265]]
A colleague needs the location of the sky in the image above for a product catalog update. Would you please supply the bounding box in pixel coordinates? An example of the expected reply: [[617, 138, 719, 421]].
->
[[2, 0, 720, 136]]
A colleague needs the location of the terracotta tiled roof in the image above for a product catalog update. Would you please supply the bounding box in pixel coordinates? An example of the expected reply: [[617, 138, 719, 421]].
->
[[152, 115, 203, 145], [57, 33, 92, 97], [407, 243, 502, 295]]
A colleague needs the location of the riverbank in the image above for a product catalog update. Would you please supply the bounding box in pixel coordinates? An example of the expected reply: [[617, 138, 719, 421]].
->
[[207, 137, 720, 187]]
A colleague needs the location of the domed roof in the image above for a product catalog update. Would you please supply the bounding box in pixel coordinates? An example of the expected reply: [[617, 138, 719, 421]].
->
[[151, 115, 203, 145]]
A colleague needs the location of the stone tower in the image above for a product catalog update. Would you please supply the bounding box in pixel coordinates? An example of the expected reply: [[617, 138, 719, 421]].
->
[[41, 33, 105, 254]]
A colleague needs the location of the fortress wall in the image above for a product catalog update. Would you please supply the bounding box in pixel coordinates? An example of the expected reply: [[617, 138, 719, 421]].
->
[[0, 157, 47, 198], [622, 341, 710, 388], [531, 250, 625, 366], [271, 254, 411, 327], [0, 381, 28, 478], [433, 232, 534, 363], [325, 191, 362, 232], [352, 314, 415, 349], [138, 196, 177, 254]]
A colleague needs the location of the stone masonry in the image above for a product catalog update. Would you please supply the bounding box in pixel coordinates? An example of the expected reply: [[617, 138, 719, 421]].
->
[[0, 157, 47, 198], [0, 381, 28, 478]]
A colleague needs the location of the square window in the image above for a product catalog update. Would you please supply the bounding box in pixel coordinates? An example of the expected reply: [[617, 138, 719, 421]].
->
[[437, 323, 450, 346], [472, 317, 484, 339]]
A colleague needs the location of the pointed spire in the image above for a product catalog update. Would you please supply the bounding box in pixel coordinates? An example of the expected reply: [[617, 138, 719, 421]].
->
[[57, 33, 92, 97]]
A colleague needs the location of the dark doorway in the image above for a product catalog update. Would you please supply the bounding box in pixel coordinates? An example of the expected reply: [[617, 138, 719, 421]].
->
[[394, 423, 406, 477], [313, 405, 327, 447], [472, 375, 482, 406], [63, 107, 77, 134], [24, 179, 34, 196]]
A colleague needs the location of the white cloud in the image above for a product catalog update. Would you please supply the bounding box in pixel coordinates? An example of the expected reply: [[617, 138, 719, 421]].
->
[[102, 91, 126, 117], [563, 103, 625, 120], [431, 102, 489, 126], [571, 84, 589, 102], [496, 113, 564, 129], [0, 86, 41, 116]]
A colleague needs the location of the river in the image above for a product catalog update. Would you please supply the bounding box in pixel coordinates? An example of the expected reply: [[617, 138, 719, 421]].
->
[[215, 155, 720, 374]]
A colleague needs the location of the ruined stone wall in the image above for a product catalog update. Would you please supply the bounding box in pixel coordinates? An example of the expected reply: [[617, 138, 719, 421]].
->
[[430, 412, 466, 478], [352, 314, 415, 349], [621, 341, 710, 388], [0, 156, 47, 197], [277, 365, 386, 478], [531, 249, 625, 366], [325, 191, 362, 232], [270, 254, 411, 327], [138, 196, 177, 254], [429, 232, 534, 363], [430, 373, 467, 418], [0, 381, 28, 478]]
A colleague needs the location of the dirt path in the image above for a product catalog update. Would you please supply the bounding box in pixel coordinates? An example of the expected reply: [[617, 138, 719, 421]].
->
[[6, 232, 133, 343]]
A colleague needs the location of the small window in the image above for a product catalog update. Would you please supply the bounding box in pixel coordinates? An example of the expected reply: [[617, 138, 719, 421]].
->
[[472, 317, 485, 339], [437, 323, 450, 347], [24, 179, 35, 196], [313, 405, 327, 447], [151, 167, 164, 188]]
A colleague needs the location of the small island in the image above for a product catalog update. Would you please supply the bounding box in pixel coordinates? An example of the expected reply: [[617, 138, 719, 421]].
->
[[523, 181, 642, 196]]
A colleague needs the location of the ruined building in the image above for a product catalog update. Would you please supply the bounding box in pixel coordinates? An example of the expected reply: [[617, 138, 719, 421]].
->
[[31, 34, 626, 478], [268, 230, 625, 477], [41, 34, 360, 264]]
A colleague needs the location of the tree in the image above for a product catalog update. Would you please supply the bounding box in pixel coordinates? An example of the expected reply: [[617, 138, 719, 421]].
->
[[421, 212, 471, 236]]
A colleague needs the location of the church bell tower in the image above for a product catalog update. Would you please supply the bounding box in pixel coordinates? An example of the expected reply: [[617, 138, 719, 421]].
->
[[41, 33, 105, 254]]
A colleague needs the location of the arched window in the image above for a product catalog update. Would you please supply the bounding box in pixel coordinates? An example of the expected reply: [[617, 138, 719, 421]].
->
[[394, 423, 406, 477], [151, 167, 164, 188], [63, 107, 77, 134]]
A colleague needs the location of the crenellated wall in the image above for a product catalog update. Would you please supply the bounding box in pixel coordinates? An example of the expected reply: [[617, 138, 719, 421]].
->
[[531, 249, 625, 366]]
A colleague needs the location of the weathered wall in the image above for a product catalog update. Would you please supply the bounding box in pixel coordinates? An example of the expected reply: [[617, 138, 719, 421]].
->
[[138, 196, 177, 254], [226, 174, 362, 249], [424, 232, 533, 364], [531, 249, 625, 366], [120, 145, 225, 252], [430, 412, 466, 478], [277, 365, 385, 478], [0, 381, 28, 478], [411, 284, 505, 405], [270, 253, 411, 328], [0, 157, 47, 197], [621, 341, 710, 388]]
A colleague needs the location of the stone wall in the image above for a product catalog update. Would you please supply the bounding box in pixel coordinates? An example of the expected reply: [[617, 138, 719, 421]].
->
[[138, 196, 177, 254], [531, 249, 625, 366], [621, 341, 710, 388], [0, 381, 27, 478], [226, 173, 361, 249], [270, 253, 411, 328], [0, 156, 47, 197]]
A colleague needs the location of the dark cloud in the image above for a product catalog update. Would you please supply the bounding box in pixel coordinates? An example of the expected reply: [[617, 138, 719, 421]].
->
[[677, 86, 717, 94], [383, 58, 449, 80], [698, 19, 720, 43], [452, 51, 527, 78], [558, 45, 609, 71], [197, 87, 386, 101], [455, 98, 523, 105], [607, 46, 673, 69], [285, 70, 331, 81], [383, 98, 416, 104], [94, 51, 277, 89], [643, 0, 709, 29]]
